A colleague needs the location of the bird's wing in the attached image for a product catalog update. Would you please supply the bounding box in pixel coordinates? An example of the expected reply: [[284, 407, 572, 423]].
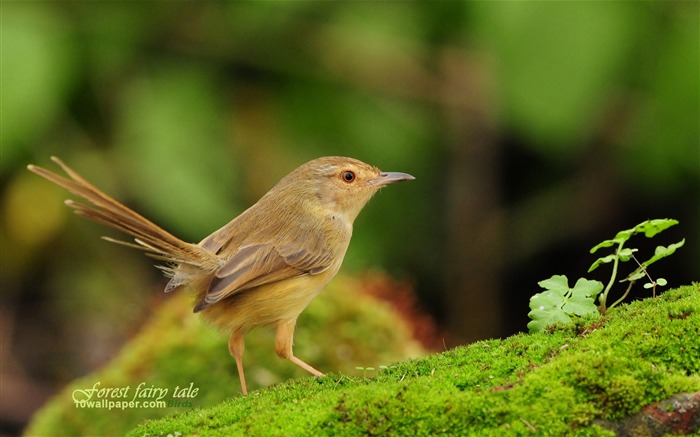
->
[[194, 240, 333, 311]]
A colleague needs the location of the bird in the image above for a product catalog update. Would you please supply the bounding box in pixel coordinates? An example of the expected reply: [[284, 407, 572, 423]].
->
[[27, 156, 414, 394]]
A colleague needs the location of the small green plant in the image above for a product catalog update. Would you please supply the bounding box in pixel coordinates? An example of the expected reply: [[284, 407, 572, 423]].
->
[[355, 366, 376, 378], [588, 218, 685, 312], [527, 276, 603, 333], [355, 365, 396, 378], [528, 219, 685, 333]]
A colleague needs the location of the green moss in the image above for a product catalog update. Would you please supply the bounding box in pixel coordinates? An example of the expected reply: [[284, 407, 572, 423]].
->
[[126, 284, 699, 436], [24, 274, 425, 437]]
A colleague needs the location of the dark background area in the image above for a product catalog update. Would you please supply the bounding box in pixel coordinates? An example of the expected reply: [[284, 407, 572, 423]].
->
[[2, 1, 698, 434]]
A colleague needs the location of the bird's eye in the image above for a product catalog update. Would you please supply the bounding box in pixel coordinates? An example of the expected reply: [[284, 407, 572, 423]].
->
[[340, 170, 356, 183]]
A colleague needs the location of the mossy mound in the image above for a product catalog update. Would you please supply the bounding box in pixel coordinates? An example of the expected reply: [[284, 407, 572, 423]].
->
[[24, 274, 426, 437], [128, 284, 699, 436]]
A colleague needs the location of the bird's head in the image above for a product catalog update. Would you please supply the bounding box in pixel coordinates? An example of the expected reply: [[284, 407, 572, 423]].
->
[[277, 156, 414, 223]]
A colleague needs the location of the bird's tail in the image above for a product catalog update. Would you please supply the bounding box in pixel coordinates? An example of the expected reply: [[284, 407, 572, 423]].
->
[[27, 157, 220, 277]]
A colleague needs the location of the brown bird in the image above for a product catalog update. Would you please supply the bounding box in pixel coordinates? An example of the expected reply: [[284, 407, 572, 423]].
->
[[28, 156, 414, 395]]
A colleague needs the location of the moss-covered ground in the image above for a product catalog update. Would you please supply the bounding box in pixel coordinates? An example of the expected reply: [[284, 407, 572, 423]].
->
[[127, 284, 699, 436], [23, 274, 426, 436]]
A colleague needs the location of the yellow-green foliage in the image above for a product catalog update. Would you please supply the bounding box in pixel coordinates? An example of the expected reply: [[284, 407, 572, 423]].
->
[[24, 274, 425, 437], [128, 284, 699, 436]]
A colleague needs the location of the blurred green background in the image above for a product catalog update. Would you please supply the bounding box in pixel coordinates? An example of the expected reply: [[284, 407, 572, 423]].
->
[[1, 1, 698, 434]]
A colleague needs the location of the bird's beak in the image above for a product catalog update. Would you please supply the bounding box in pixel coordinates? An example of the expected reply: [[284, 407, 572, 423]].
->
[[370, 171, 415, 188]]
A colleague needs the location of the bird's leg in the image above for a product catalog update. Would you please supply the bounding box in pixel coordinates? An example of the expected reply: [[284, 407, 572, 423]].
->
[[275, 319, 324, 377], [228, 332, 248, 395]]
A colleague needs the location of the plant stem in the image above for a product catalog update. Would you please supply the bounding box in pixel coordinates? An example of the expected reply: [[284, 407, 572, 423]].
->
[[610, 280, 635, 309], [599, 241, 624, 312], [630, 254, 656, 297]]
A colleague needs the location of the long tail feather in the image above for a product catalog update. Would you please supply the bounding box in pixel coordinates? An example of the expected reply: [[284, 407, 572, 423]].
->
[[27, 157, 219, 271]]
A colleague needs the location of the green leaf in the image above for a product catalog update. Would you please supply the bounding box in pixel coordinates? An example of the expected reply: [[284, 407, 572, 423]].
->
[[529, 289, 566, 311], [643, 283, 653, 289], [634, 219, 678, 238], [621, 239, 684, 283], [657, 278, 668, 286], [562, 278, 603, 316], [589, 218, 678, 254], [641, 239, 685, 268], [623, 269, 646, 282], [590, 238, 620, 254], [590, 228, 635, 254], [613, 228, 636, 241], [537, 275, 570, 295], [617, 248, 637, 261], [528, 277, 603, 332], [527, 307, 572, 333], [562, 295, 598, 316], [528, 278, 576, 333], [588, 254, 617, 272], [571, 278, 604, 299]]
